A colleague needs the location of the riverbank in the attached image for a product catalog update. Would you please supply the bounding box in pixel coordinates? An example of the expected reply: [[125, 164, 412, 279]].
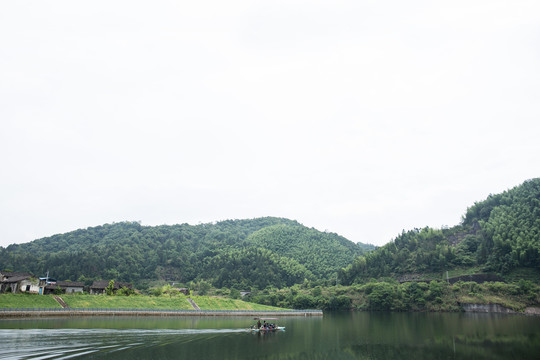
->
[[0, 293, 284, 311], [0, 293, 323, 317], [0, 308, 323, 318], [248, 280, 540, 313]]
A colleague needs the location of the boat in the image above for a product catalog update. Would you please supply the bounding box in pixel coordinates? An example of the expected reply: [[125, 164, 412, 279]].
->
[[249, 317, 285, 332]]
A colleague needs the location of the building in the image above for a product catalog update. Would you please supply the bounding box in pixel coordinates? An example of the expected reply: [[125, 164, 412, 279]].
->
[[39, 279, 84, 295], [89, 280, 133, 294], [0, 271, 84, 294], [38, 277, 57, 295], [58, 281, 84, 294], [178, 288, 190, 295], [0, 271, 39, 293]]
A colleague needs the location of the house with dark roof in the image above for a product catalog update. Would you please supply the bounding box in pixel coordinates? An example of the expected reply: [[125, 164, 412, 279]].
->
[[38, 276, 57, 295], [0, 271, 38, 293], [0, 271, 33, 283], [39, 279, 84, 295], [177, 288, 190, 295], [167, 283, 190, 295], [0, 271, 85, 294], [90, 280, 133, 294]]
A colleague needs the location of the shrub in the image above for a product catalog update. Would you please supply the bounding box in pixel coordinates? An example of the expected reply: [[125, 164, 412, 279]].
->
[[292, 294, 317, 309], [117, 286, 135, 296], [327, 295, 351, 310], [368, 283, 395, 311], [427, 281, 444, 300], [150, 287, 163, 296]]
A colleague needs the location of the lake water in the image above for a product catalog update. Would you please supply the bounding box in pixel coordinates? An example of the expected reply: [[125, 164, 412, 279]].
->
[[1, 312, 539, 359]]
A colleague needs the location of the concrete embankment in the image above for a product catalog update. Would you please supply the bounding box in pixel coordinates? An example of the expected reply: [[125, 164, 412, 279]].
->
[[0, 309, 323, 318], [462, 303, 540, 316], [462, 303, 517, 314]]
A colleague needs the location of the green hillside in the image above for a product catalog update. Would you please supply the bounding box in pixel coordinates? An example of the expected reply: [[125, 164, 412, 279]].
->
[[246, 224, 360, 278], [2, 178, 538, 299], [0, 217, 367, 289], [340, 178, 540, 284]]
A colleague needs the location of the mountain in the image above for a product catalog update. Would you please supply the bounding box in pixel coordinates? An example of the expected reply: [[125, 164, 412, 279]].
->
[[339, 178, 540, 284], [0, 217, 368, 289], [3, 179, 537, 290]]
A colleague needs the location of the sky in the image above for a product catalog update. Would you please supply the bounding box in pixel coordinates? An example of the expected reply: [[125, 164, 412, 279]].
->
[[1, 1, 539, 248]]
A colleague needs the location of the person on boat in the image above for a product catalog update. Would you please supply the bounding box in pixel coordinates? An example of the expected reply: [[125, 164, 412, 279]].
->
[[257, 319, 261, 329]]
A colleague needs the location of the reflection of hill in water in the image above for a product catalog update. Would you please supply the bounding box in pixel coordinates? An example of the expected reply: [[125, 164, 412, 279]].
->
[[344, 333, 540, 360], [1, 313, 539, 360]]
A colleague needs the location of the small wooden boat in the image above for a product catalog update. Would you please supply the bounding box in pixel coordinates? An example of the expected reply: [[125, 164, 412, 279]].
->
[[249, 317, 285, 332]]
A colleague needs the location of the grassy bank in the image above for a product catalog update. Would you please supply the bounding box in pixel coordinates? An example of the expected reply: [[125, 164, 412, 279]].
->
[[3, 281, 537, 313], [0, 293, 61, 308], [0, 293, 287, 311], [190, 296, 281, 311], [62, 294, 193, 310]]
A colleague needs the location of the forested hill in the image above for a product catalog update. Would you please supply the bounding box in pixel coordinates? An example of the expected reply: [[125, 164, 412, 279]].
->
[[340, 178, 540, 284], [0, 217, 371, 289]]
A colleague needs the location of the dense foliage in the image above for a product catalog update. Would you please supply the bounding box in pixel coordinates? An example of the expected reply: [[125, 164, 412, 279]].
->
[[340, 178, 540, 284], [0, 217, 367, 288], [202, 248, 313, 289], [246, 224, 360, 278], [249, 280, 540, 312], [2, 178, 538, 299], [463, 178, 540, 272]]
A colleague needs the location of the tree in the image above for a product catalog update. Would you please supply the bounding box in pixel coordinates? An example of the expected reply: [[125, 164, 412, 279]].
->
[[197, 280, 211, 295], [229, 288, 241, 299], [117, 286, 135, 296], [106, 280, 115, 295]]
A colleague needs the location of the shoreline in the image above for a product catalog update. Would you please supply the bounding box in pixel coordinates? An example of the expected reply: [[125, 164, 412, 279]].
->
[[2, 306, 539, 318], [0, 308, 323, 318]]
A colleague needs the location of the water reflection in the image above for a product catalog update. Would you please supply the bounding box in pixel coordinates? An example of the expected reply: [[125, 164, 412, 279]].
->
[[1, 313, 539, 359]]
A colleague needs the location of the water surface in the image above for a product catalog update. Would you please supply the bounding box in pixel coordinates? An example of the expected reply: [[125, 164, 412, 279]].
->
[[1, 312, 539, 359]]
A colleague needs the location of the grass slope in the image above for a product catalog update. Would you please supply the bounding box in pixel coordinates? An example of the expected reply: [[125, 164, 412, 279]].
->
[[0, 293, 288, 311], [190, 296, 285, 311], [0, 294, 61, 308], [62, 294, 194, 310]]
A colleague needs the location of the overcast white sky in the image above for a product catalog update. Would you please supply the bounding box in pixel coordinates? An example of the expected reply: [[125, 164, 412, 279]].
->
[[1, 1, 539, 248]]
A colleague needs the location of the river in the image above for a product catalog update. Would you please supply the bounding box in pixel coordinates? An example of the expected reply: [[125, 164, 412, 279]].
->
[[1, 312, 539, 359]]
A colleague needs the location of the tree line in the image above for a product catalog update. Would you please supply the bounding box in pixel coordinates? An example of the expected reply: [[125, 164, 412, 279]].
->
[[1, 178, 538, 293], [339, 178, 540, 284], [0, 217, 369, 289]]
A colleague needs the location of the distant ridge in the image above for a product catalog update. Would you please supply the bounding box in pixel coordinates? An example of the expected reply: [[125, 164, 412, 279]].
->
[[3, 179, 538, 289], [339, 178, 540, 284], [0, 217, 370, 288]]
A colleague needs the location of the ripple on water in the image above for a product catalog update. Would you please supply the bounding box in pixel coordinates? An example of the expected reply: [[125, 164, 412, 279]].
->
[[0, 328, 248, 359]]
